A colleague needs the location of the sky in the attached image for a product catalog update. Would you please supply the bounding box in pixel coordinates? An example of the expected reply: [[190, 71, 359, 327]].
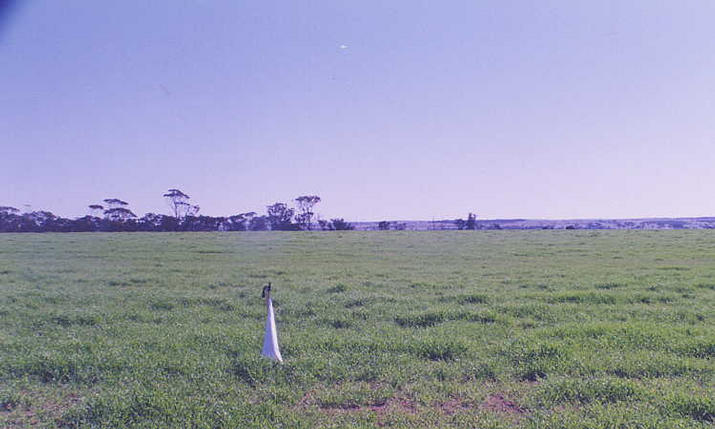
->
[[2, 1, 715, 221]]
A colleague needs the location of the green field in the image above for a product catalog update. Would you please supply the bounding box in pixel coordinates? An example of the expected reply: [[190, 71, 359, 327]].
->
[[1, 231, 713, 428]]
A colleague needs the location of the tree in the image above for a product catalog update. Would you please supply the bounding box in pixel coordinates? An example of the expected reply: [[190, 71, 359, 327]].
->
[[249, 215, 269, 231], [182, 215, 221, 231], [330, 218, 354, 230], [136, 212, 181, 231], [104, 207, 137, 222], [100, 198, 136, 223], [378, 221, 391, 231], [454, 213, 477, 230], [71, 215, 100, 232], [177, 201, 200, 218], [0, 207, 23, 232], [266, 203, 297, 231], [163, 189, 199, 219], [0, 206, 19, 215], [466, 212, 477, 230], [294, 195, 321, 230], [23, 211, 60, 232], [103, 198, 128, 209], [225, 212, 255, 231], [88, 204, 104, 217], [138, 212, 162, 231]]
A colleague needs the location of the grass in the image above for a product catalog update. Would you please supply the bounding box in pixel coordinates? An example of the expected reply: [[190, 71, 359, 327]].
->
[[0, 230, 713, 428]]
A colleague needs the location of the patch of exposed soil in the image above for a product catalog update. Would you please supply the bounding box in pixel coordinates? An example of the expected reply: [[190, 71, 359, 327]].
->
[[437, 398, 473, 415], [1, 392, 81, 427], [297, 382, 417, 417], [481, 393, 526, 415], [312, 397, 417, 416]]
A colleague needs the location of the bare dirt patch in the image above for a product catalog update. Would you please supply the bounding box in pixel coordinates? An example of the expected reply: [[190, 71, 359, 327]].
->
[[296, 386, 418, 427], [307, 397, 417, 416], [481, 393, 526, 415], [436, 397, 473, 415], [1, 391, 82, 428]]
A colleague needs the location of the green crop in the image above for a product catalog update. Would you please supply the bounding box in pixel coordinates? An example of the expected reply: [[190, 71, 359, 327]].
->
[[1, 231, 712, 427]]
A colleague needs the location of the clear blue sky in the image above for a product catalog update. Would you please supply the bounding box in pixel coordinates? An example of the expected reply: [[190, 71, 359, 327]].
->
[[2, 1, 714, 221]]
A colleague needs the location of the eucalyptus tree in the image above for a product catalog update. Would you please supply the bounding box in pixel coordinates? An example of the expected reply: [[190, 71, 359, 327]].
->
[[104, 207, 137, 222], [163, 189, 199, 219], [294, 195, 321, 230], [266, 203, 296, 230], [0, 206, 19, 216], [329, 218, 354, 230], [88, 204, 104, 217], [103, 198, 128, 209]]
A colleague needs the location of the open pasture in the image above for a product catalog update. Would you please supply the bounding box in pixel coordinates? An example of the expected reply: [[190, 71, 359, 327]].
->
[[1, 231, 713, 428]]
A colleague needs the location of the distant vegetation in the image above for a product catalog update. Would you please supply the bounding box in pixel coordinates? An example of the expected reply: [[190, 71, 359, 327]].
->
[[0, 190, 354, 233], [3, 190, 714, 233], [359, 217, 715, 231]]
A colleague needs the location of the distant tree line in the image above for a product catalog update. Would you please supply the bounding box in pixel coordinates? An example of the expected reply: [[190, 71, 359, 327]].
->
[[374, 213, 479, 231], [454, 213, 478, 230], [0, 190, 354, 233], [377, 221, 407, 231]]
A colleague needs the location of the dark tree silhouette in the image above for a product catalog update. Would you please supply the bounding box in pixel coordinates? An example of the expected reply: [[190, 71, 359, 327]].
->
[[88, 204, 104, 217], [294, 195, 321, 230], [22, 211, 61, 232], [176, 201, 200, 218], [266, 203, 297, 230], [72, 215, 100, 232], [329, 218, 354, 230], [466, 212, 477, 230], [249, 215, 269, 231], [0, 207, 22, 232], [103, 198, 128, 208], [224, 212, 256, 231], [138, 213, 163, 230], [163, 189, 199, 219], [454, 213, 477, 230], [0, 194, 360, 233], [0, 206, 19, 215], [104, 207, 137, 222], [378, 221, 391, 230]]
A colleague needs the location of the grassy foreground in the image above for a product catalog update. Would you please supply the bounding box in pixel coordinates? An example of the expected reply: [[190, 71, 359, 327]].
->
[[0, 231, 713, 428]]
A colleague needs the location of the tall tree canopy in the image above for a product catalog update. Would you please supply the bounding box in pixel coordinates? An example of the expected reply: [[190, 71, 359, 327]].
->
[[294, 195, 321, 230], [266, 203, 296, 231], [163, 189, 199, 219]]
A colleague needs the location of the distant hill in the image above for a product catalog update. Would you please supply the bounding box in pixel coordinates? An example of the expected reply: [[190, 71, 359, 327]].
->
[[352, 217, 715, 231]]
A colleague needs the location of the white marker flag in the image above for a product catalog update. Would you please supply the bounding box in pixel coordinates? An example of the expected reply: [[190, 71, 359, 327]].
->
[[261, 285, 283, 362]]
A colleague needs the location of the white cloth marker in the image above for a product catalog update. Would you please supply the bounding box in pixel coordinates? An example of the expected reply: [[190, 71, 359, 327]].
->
[[261, 283, 283, 362]]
